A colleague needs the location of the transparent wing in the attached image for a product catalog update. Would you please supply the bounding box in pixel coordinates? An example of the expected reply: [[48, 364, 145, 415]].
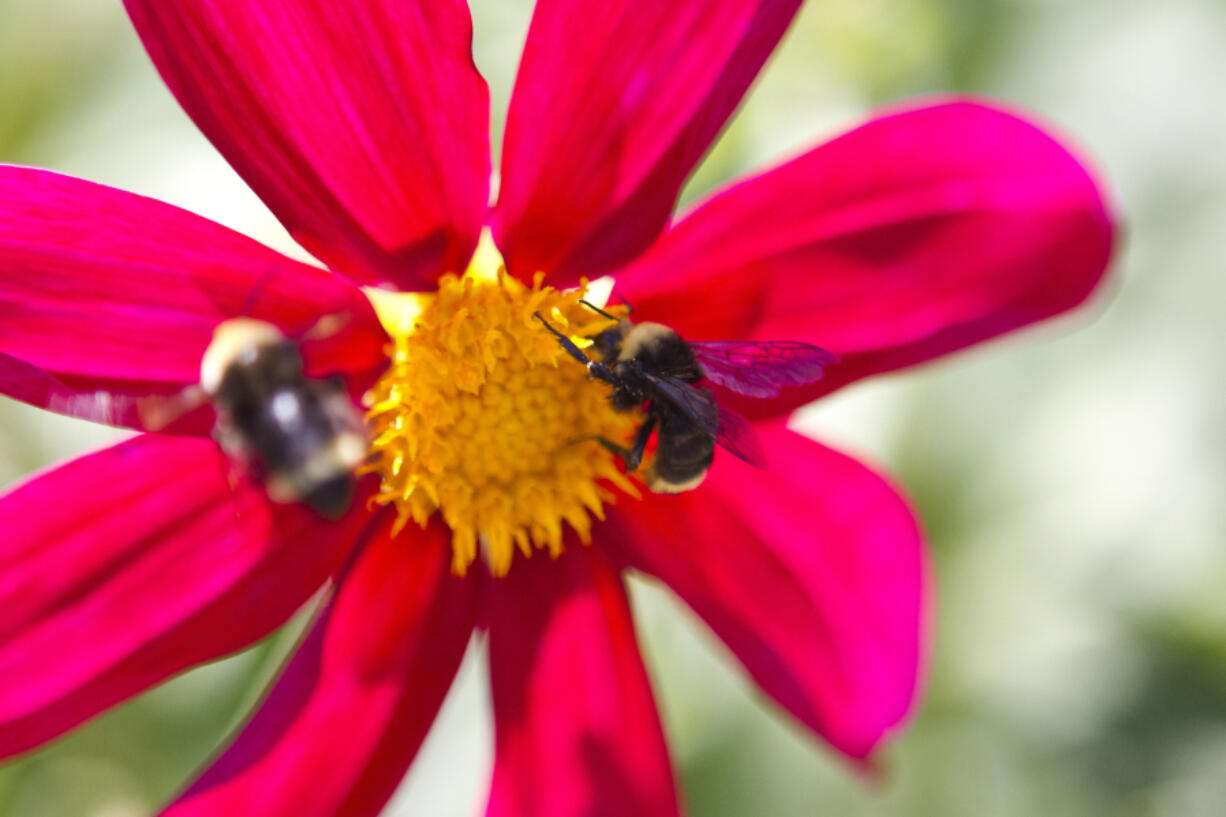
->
[[643, 371, 765, 468], [691, 340, 839, 398], [715, 404, 766, 468], [641, 372, 719, 435], [0, 351, 207, 432]]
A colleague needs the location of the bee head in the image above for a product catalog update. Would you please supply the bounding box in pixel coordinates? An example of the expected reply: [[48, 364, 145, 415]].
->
[[590, 319, 632, 362], [200, 318, 286, 395]]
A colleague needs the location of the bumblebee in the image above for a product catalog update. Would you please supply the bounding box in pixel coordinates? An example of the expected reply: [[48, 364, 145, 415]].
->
[[198, 318, 366, 518], [535, 304, 837, 492]]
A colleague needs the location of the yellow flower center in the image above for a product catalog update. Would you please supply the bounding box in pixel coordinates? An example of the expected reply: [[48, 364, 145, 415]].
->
[[363, 236, 640, 577]]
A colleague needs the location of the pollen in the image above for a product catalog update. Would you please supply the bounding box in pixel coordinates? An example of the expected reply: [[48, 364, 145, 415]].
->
[[363, 237, 640, 577]]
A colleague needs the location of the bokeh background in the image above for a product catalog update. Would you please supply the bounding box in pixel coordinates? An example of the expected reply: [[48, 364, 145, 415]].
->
[[2, 0, 1224, 815]]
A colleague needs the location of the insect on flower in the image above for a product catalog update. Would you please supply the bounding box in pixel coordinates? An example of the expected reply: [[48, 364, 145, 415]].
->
[[121, 278, 370, 520], [196, 317, 367, 518], [3, 308, 369, 519], [0, 1, 1117, 815], [535, 302, 838, 492]]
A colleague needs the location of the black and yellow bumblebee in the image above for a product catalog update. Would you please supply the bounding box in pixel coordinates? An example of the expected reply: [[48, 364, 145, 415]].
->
[[17, 299, 367, 517], [197, 317, 366, 518], [535, 303, 837, 492]]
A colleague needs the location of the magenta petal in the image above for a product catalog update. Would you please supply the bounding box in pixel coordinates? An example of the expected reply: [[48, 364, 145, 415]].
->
[[0, 166, 387, 433], [161, 516, 477, 817], [125, 0, 490, 289], [600, 423, 927, 761], [616, 99, 1117, 419], [0, 434, 372, 760], [494, 0, 802, 285], [486, 547, 681, 817]]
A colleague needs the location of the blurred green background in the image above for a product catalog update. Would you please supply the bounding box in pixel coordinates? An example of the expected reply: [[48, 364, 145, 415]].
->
[[2, 0, 1224, 815]]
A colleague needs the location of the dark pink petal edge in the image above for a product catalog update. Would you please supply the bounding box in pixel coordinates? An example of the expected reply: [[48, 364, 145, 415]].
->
[[125, 0, 490, 290], [601, 423, 928, 761], [0, 434, 374, 760], [616, 98, 1118, 419]]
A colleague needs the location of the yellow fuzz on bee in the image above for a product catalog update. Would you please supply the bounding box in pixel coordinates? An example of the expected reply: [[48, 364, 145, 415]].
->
[[363, 237, 640, 577]]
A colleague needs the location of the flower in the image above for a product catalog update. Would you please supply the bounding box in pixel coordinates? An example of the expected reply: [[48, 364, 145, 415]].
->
[[0, 2, 1115, 816]]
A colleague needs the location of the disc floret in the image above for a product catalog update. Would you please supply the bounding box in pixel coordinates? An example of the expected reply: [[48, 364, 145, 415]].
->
[[364, 243, 639, 576]]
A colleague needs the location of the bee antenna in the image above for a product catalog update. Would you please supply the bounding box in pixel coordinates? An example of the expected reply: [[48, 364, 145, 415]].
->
[[533, 312, 599, 369], [578, 299, 619, 321], [238, 266, 280, 317]]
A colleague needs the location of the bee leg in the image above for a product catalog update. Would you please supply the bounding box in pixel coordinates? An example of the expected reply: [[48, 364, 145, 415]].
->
[[583, 415, 657, 472], [588, 438, 637, 470], [207, 440, 244, 526], [211, 421, 247, 460], [302, 310, 353, 341], [533, 312, 621, 387], [621, 414, 657, 472], [137, 384, 207, 432]]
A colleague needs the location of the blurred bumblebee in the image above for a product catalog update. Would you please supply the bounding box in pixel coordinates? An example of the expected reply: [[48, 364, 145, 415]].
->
[[195, 317, 366, 518], [535, 303, 837, 493]]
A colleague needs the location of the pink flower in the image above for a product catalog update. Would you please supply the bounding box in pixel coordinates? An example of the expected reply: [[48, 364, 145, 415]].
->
[[0, 3, 1115, 816]]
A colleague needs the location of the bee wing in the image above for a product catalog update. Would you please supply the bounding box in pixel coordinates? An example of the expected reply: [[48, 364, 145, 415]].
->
[[714, 403, 767, 469], [690, 341, 839, 398], [642, 372, 766, 469], [641, 372, 719, 435], [0, 351, 207, 431]]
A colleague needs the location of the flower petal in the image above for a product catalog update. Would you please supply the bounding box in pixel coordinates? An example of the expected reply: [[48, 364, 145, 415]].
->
[[0, 434, 372, 760], [486, 547, 681, 817], [124, 0, 489, 289], [600, 423, 927, 761], [160, 515, 477, 817], [0, 166, 387, 433], [616, 99, 1117, 418], [494, 0, 803, 285]]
